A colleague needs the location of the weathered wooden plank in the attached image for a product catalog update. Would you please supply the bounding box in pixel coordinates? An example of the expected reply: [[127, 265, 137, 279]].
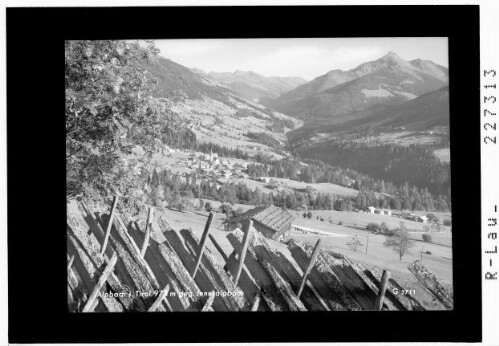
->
[[288, 240, 361, 311], [111, 238, 156, 298], [67, 255, 75, 272], [247, 238, 327, 311], [140, 207, 154, 258], [82, 253, 118, 312], [408, 260, 453, 309], [113, 215, 161, 290], [297, 239, 322, 297], [101, 196, 119, 255], [125, 220, 196, 311], [158, 242, 201, 299], [375, 270, 390, 310], [261, 261, 307, 311], [208, 234, 230, 264], [181, 229, 247, 311], [224, 250, 267, 310], [148, 284, 171, 312], [164, 229, 230, 311], [250, 292, 261, 311], [234, 220, 253, 285], [192, 212, 214, 278], [201, 294, 216, 312]]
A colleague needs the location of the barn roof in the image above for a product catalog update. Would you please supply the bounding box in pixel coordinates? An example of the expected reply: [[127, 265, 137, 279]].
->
[[228, 205, 295, 234]]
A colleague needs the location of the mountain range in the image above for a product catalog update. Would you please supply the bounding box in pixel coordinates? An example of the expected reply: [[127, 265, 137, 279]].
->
[[207, 70, 307, 102], [143, 51, 449, 138], [263, 52, 448, 121]]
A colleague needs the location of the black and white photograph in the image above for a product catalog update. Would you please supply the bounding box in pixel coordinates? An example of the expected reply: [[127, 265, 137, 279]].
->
[[66, 37, 454, 313]]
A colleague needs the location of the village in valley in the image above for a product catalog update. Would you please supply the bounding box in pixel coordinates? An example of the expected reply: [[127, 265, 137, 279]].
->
[[66, 39, 453, 312]]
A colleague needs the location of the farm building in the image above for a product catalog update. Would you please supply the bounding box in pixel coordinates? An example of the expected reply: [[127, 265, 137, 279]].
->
[[418, 215, 429, 223], [225, 205, 295, 241], [367, 206, 392, 216]]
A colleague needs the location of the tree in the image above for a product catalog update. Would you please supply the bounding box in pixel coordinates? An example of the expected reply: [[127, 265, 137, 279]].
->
[[220, 203, 232, 215], [204, 201, 212, 212], [307, 211, 313, 219], [66, 40, 174, 212], [383, 222, 415, 260], [347, 236, 363, 253]]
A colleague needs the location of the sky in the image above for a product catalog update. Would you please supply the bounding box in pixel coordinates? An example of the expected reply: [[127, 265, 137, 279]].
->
[[154, 38, 448, 80]]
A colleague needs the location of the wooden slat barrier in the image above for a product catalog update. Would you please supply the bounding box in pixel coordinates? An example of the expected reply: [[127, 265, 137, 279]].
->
[[82, 252, 118, 312], [67, 210, 132, 311], [114, 215, 161, 290], [288, 240, 361, 311], [192, 212, 214, 278], [101, 196, 119, 255], [227, 229, 306, 311], [181, 229, 247, 311]]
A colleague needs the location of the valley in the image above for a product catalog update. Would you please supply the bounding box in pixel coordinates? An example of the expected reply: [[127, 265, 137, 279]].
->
[[66, 40, 453, 312]]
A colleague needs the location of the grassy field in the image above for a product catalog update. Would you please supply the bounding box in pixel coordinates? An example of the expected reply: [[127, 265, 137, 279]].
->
[[290, 209, 451, 233]]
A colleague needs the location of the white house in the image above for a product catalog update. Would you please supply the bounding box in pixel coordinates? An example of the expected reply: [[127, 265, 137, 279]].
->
[[367, 206, 376, 214], [418, 215, 429, 223]]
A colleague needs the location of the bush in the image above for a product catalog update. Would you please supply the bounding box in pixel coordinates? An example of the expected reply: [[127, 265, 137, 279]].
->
[[366, 222, 381, 233], [422, 233, 433, 242], [380, 222, 389, 233], [307, 211, 312, 219], [338, 221, 343, 225], [385, 228, 396, 236], [205, 201, 212, 212]]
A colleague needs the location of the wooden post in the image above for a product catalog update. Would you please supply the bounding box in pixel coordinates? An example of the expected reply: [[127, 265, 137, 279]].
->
[[297, 238, 322, 297], [365, 230, 370, 254], [67, 255, 75, 272], [82, 252, 118, 312], [233, 220, 253, 285], [148, 284, 171, 312], [375, 269, 390, 310], [140, 207, 154, 258], [250, 291, 261, 311], [100, 196, 119, 255], [192, 212, 214, 278]]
